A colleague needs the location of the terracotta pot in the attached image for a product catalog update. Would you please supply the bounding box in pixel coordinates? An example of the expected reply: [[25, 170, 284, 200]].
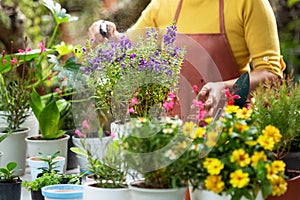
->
[[267, 171, 300, 200]]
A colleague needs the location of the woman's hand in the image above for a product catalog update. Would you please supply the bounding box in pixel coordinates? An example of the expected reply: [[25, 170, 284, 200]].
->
[[88, 20, 118, 44], [197, 82, 227, 118]]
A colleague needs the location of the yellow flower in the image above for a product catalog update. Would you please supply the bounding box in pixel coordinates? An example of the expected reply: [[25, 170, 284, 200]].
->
[[205, 117, 213, 124], [205, 158, 224, 175], [203, 158, 215, 168], [270, 176, 287, 196], [205, 130, 218, 148], [138, 117, 147, 123], [250, 151, 267, 167], [205, 175, 225, 194], [229, 169, 250, 188], [224, 105, 240, 114], [234, 122, 249, 133], [262, 125, 282, 144], [236, 107, 252, 119], [257, 135, 275, 150], [230, 149, 251, 167], [182, 121, 195, 137], [271, 160, 286, 173], [266, 164, 278, 181], [245, 140, 257, 146], [193, 127, 205, 138]]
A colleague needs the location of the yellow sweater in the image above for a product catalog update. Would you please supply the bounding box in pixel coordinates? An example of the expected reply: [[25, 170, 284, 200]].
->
[[130, 0, 285, 77]]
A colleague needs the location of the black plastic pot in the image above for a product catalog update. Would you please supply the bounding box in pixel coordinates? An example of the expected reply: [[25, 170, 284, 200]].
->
[[31, 190, 44, 200], [0, 180, 22, 200], [66, 130, 78, 170]]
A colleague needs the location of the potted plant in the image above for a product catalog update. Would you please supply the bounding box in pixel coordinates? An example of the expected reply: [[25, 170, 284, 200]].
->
[[187, 99, 288, 200], [0, 162, 22, 200], [74, 24, 185, 133], [23, 170, 82, 200], [120, 116, 191, 200], [251, 73, 300, 200], [27, 151, 66, 181], [26, 89, 72, 166]]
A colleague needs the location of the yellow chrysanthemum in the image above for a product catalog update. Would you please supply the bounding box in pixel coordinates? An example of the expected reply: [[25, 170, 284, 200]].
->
[[271, 160, 286, 173], [250, 151, 267, 167], [205, 175, 225, 194], [182, 121, 195, 137], [224, 105, 240, 114], [236, 107, 252, 119], [234, 122, 249, 133], [262, 125, 282, 144], [270, 176, 287, 197], [193, 127, 205, 139], [205, 131, 218, 148], [257, 135, 275, 150], [230, 149, 251, 167], [205, 117, 213, 124], [205, 158, 224, 175], [229, 169, 250, 188], [203, 158, 215, 168]]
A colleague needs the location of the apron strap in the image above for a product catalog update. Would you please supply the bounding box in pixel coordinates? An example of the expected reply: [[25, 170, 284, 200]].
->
[[173, 0, 225, 34]]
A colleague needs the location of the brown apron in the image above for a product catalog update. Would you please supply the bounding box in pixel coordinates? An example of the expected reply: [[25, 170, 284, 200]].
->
[[173, 0, 241, 122]]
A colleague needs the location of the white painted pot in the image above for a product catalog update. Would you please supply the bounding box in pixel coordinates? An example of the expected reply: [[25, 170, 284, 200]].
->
[[28, 156, 65, 181], [83, 182, 129, 200], [190, 189, 263, 200], [0, 127, 29, 175], [42, 184, 83, 200], [26, 134, 70, 172], [129, 181, 187, 200], [72, 136, 112, 172]]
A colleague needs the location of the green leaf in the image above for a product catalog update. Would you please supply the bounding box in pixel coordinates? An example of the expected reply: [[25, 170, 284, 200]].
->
[[261, 181, 272, 199], [6, 162, 17, 171], [70, 147, 88, 157], [39, 100, 60, 139], [30, 89, 44, 119], [287, 0, 300, 7]]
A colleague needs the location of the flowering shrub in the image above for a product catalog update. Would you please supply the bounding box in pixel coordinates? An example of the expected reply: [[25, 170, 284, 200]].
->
[[187, 103, 288, 200], [81, 24, 185, 122], [121, 116, 192, 188]]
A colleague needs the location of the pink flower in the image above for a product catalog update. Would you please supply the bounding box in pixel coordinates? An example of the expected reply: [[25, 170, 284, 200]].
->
[[27, 48, 32, 52], [110, 132, 116, 139], [2, 59, 7, 64], [55, 88, 62, 94], [224, 88, 240, 105], [75, 129, 84, 137], [193, 85, 199, 94], [127, 107, 135, 114], [167, 92, 175, 100], [11, 57, 17, 65], [38, 42, 46, 53], [82, 120, 90, 130], [131, 98, 138, 105], [163, 101, 174, 111], [18, 49, 25, 53]]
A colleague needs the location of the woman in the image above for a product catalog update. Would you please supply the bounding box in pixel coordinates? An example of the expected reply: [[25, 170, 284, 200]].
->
[[88, 0, 285, 119]]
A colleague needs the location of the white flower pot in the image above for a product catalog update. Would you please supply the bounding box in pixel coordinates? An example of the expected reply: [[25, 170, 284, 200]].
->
[[129, 181, 187, 200], [0, 127, 29, 175], [26, 134, 70, 172], [83, 182, 130, 200], [42, 184, 83, 200], [72, 136, 112, 172], [28, 156, 66, 181], [190, 189, 264, 200]]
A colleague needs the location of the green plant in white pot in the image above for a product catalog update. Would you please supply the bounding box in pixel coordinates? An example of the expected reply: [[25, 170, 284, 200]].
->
[[26, 89, 72, 165]]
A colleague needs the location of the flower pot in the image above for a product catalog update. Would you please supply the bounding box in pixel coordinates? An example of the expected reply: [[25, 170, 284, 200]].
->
[[26, 134, 70, 172], [31, 190, 45, 200], [129, 181, 187, 200], [28, 156, 66, 181], [0, 127, 29, 175], [0, 180, 22, 200], [189, 189, 263, 200], [282, 152, 300, 171], [72, 135, 112, 173], [266, 171, 300, 200], [66, 130, 78, 170], [83, 182, 130, 200], [41, 184, 83, 200]]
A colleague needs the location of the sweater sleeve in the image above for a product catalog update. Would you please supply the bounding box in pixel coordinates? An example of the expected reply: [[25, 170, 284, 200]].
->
[[243, 0, 285, 77]]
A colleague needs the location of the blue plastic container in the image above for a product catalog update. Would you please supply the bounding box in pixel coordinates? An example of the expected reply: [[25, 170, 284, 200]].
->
[[41, 184, 83, 200]]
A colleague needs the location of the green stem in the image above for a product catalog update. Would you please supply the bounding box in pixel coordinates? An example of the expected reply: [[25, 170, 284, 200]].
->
[[47, 23, 60, 48]]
